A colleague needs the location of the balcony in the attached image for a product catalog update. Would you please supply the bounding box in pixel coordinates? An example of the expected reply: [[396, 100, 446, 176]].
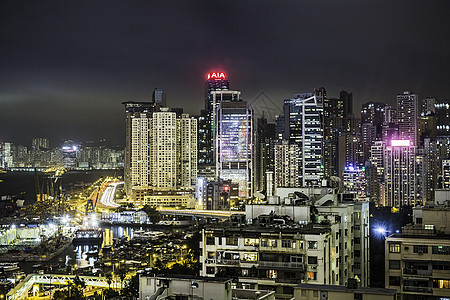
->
[[403, 286, 433, 293], [216, 259, 240, 266], [275, 278, 301, 284], [403, 268, 432, 276], [258, 261, 303, 269]]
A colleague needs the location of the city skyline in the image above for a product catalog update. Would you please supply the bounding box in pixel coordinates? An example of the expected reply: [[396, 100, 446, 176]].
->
[[1, 1, 450, 145]]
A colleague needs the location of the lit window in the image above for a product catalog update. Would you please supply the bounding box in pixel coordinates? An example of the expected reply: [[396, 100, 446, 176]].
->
[[389, 243, 401, 253], [308, 272, 317, 280]]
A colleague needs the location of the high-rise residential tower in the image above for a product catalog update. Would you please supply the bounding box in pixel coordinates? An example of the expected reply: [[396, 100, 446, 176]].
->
[[123, 101, 154, 196], [274, 140, 300, 187], [150, 109, 197, 189], [123, 99, 197, 204]]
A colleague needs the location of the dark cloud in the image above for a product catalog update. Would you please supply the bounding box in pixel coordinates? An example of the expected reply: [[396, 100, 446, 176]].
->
[[1, 0, 450, 146]]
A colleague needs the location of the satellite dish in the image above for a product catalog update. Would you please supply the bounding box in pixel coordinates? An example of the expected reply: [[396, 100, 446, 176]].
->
[[254, 191, 265, 200]]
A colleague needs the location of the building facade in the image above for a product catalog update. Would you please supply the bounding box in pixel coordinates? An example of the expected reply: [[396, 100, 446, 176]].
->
[[123, 102, 197, 204], [384, 140, 416, 207], [274, 141, 300, 188], [397, 91, 418, 146], [385, 224, 450, 300], [123, 101, 154, 196], [216, 100, 253, 199], [283, 93, 324, 187]]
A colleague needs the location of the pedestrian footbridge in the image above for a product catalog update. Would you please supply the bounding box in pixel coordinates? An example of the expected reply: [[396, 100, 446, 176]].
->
[[7, 273, 123, 300]]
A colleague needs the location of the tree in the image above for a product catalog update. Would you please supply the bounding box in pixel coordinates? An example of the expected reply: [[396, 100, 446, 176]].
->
[[116, 267, 127, 290], [153, 257, 164, 270], [52, 290, 67, 300], [121, 275, 139, 299], [115, 203, 134, 213], [52, 276, 86, 300], [140, 205, 161, 223], [105, 272, 112, 290]]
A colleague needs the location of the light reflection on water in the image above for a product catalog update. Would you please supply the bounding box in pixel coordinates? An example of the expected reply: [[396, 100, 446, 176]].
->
[[20, 225, 175, 274]]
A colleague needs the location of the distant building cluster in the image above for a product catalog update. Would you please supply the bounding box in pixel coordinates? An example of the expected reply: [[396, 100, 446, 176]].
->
[[0, 138, 124, 170], [124, 73, 450, 209]]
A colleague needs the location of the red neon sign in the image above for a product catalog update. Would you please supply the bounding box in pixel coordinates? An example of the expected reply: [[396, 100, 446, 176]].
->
[[207, 72, 226, 80]]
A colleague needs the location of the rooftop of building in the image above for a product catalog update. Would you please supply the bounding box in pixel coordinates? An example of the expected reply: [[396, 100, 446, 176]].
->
[[295, 283, 397, 295], [233, 288, 275, 299], [142, 273, 232, 283], [387, 224, 450, 240], [204, 214, 332, 236]]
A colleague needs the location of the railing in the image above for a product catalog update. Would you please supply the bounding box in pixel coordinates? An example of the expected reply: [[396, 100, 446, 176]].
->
[[258, 261, 303, 269], [216, 259, 240, 265], [403, 286, 433, 293], [275, 278, 301, 284], [7, 273, 127, 300], [403, 268, 432, 276]]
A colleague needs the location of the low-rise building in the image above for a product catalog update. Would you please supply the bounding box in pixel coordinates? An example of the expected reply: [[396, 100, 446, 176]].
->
[[200, 214, 342, 299], [139, 275, 232, 300], [294, 282, 396, 300], [386, 205, 450, 299]]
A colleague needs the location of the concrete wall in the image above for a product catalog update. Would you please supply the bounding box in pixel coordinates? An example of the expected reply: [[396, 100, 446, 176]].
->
[[139, 276, 232, 300], [245, 204, 310, 222], [294, 289, 395, 300]]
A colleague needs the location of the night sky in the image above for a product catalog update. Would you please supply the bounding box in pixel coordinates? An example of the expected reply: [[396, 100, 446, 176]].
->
[[1, 1, 450, 147]]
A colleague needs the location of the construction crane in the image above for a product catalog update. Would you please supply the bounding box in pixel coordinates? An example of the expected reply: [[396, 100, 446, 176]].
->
[[83, 177, 103, 229], [85, 185, 101, 215]]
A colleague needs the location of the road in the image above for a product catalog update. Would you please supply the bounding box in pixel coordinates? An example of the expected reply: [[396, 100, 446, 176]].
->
[[99, 182, 122, 208]]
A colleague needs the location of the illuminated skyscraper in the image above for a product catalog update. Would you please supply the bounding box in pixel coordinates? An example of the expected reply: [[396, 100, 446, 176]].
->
[[32, 138, 50, 151], [255, 116, 276, 192], [0, 142, 13, 168], [436, 100, 450, 139], [62, 140, 78, 169], [361, 102, 385, 162], [216, 100, 253, 198], [397, 91, 418, 146], [152, 88, 166, 108], [436, 100, 450, 167], [123, 99, 197, 203], [150, 109, 197, 189], [361, 102, 385, 137], [443, 159, 450, 189], [199, 72, 230, 166], [283, 92, 324, 187], [343, 164, 366, 200], [384, 140, 416, 207], [274, 141, 299, 187], [123, 101, 154, 196], [204, 72, 229, 111]]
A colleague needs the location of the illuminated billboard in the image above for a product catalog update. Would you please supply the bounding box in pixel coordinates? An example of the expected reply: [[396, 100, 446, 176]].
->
[[207, 72, 226, 80], [219, 114, 249, 162], [391, 140, 410, 147]]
